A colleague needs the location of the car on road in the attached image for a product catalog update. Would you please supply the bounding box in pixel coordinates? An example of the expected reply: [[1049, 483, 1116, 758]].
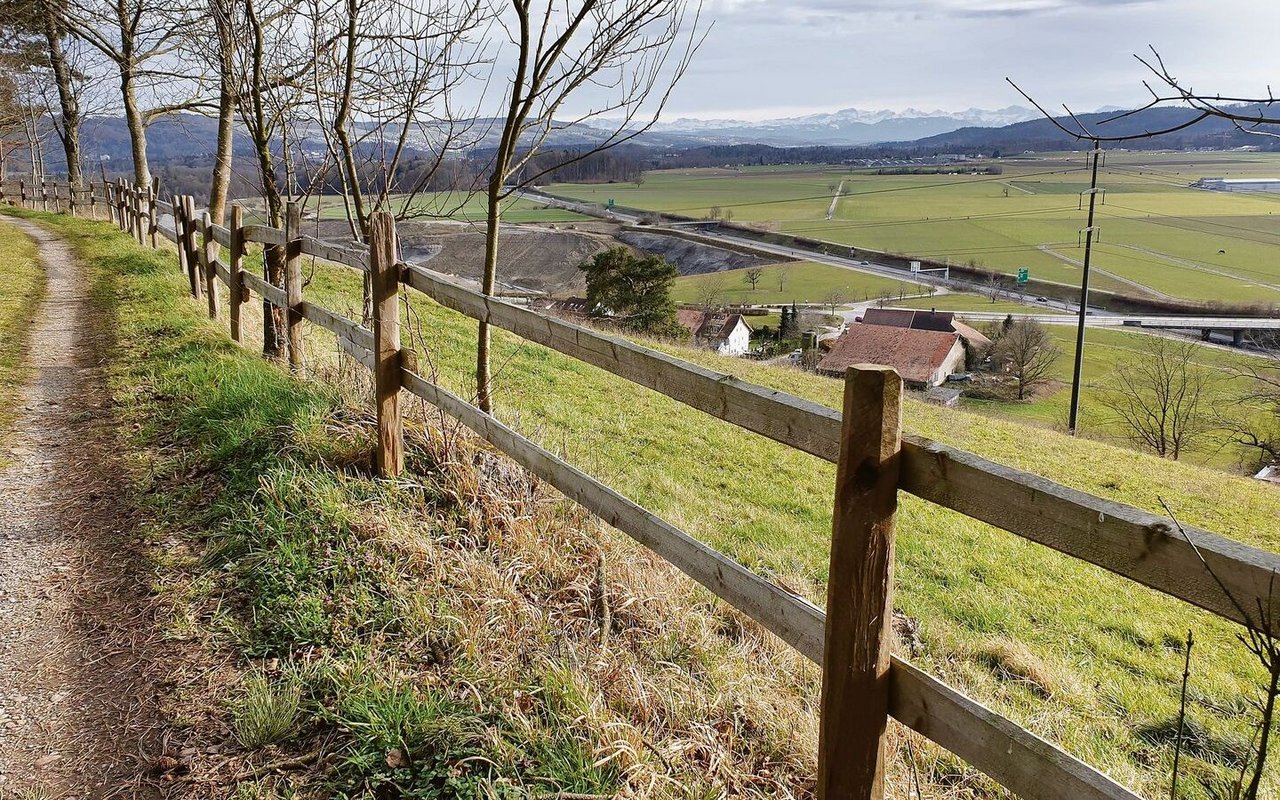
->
[[1035, 296, 1048, 302]]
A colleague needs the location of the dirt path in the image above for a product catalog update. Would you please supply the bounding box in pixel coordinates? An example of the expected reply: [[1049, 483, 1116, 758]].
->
[[0, 219, 163, 798]]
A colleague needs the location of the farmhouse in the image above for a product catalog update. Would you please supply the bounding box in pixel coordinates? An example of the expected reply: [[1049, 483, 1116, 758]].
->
[[816, 324, 966, 387], [677, 309, 753, 356]]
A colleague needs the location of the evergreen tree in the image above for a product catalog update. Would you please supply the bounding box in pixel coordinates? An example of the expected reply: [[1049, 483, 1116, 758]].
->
[[579, 247, 682, 337]]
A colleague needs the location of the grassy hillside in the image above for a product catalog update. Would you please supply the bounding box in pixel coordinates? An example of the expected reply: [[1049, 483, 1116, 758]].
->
[[15, 208, 1279, 797], [0, 221, 45, 464], [292, 251, 1279, 798]]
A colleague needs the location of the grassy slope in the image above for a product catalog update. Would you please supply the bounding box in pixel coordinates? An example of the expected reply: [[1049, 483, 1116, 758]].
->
[[672, 261, 926, 306], [19, 211, 837, 799], [296, 261, 1278, 798], [18, 209, 1278, 797], [0, 221, 45, 464]]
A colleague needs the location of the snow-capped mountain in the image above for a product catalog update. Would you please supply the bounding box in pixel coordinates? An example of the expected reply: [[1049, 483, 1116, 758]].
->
[[646, 105, 1040, 145]]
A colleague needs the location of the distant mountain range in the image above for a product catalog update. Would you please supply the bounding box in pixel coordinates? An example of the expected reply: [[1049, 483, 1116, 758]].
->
[[645, 106, 1041, 146]]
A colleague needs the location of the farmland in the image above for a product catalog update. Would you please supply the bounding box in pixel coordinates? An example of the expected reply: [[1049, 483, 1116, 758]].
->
[[671, 260, 926, 306], [547, 152, 1280, 306]]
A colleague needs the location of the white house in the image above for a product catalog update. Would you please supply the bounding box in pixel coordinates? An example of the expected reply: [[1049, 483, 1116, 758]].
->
[[677, 310, 754, 356]]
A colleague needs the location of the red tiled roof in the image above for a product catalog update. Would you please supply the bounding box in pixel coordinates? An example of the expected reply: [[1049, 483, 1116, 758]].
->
[[677, 310, 750, 340], [816, 325, 960, 384]]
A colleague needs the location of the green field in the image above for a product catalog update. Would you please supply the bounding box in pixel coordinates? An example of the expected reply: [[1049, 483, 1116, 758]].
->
[[548, 153, 1280, 305], [672, 260, 926, 306], [305, 192, 590, 225]]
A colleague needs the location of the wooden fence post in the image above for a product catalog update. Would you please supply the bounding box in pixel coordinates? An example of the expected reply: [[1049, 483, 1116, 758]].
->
[[89, 184, 97, 220], [183, 196, 203, 300], [817, 364, 902, 800], [19, 179, 26, 208], [41, 181, 49, 211], [229, 205, 245, 343], [116, 179, 126, 231], [202, 211, 219, 319], [133, 185, 145, 243], [369, 211, 403, 477], [149, 176, 160, 247], [284, 200, 304, 375]]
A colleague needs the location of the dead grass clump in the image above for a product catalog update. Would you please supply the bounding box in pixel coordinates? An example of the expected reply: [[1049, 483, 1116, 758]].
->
[[974, 638, 1078, 700]]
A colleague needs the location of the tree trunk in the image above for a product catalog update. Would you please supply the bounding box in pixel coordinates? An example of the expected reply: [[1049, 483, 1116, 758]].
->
[[207, 77, 235, 225], [476, 178, 502, 413], [41, 4, 82, 191], [119, 66, 151, 186]]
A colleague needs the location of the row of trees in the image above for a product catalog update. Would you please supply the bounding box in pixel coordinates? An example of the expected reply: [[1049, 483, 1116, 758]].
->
[[0, 0, 704, 407]]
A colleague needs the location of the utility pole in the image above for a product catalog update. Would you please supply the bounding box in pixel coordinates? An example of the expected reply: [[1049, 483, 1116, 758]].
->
[[1067, 140, 1102, 434]]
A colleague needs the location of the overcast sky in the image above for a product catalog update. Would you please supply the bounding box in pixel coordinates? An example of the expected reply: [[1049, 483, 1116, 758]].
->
[[652, 0, 1280, 120]]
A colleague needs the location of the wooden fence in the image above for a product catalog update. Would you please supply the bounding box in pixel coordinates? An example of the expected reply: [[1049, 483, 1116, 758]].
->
[[15, 180, 1280, 800]]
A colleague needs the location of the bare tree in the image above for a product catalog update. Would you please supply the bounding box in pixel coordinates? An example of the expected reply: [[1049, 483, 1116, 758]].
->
[[743, 267, 763, 292], [59, 0, 210, 186], [695, 275, 726, 311], [822, 288, 846, 316], [994, 318, 1060, 401], [984, 271, 1003, 303], [775, 262, 790, 293], [1099, 336, 1217, 460], [1220, 338, 1280, 470], [306, 0, 487, 320], [472, 0, 705, 412]]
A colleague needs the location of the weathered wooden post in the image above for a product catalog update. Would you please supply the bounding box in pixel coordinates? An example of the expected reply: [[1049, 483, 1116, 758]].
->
[[68, 181, 77, 217], [19, 179, 27, 208], [202, 211, 219, 319], [133, 185, 146, 243], [284, 200, 304, 375], [228, 205, 245, 343], [40, 181, 49, 211], [148, 176, 160, 247], [817, 364, 902, 800], [116, 179, 127, 231], [369, 212, 403, 477], [89, 184, 97, 220], [182, 196, 203, 300], [170, 195, 186, 272]]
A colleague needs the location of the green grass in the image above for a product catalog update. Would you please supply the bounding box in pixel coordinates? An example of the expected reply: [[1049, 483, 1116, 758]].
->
[[672, 260, 926, 306], [19, 210, 821, 798], [0, 221, 44, 464], [548, 153, 1280, 305], [294, 250, 1280, 798], [303, 192, 591, 225], [20, 208, 1280, 797]]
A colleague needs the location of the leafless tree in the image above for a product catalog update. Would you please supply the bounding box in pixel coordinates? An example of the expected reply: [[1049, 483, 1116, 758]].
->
[[58, 0, 211, 185], [472, 0, 706, 412], [743, 267, 763, 292], [695, 275, 726, 311], [1099, 336, 1217, 460], [1220, 338, 1280, 470], [306, 0, 488, 320], [775, 262, 790, 293], [984, 272, 1003, 303], [822, 288, 846, 316], [993, 318, 1060, 401]]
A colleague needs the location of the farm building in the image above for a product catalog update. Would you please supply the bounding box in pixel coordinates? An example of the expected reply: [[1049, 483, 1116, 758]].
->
[[1192, 177, 1280, 193], [816, 325, 966, 388], [677, 310, 753, 356], [861, 307, 991, 350]]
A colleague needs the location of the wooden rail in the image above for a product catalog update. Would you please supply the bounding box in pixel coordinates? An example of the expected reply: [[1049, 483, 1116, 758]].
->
[[27, 192, 1279, 800]]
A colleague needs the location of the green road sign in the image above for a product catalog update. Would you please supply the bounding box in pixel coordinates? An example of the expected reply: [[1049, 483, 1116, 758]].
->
[[607, 198, 615, 209], [1017, 267, 1029, 285]]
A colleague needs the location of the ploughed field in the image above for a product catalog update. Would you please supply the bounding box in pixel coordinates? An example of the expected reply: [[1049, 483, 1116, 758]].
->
[[548, 152, 1280, 306]]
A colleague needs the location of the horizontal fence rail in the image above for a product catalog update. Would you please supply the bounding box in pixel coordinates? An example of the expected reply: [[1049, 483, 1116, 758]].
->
[[27, 186, 1279, 800]]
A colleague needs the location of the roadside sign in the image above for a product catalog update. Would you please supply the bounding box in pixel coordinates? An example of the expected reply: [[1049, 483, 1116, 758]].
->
[[607, 198, 615, 209], [1017, 267, 1029, 285]]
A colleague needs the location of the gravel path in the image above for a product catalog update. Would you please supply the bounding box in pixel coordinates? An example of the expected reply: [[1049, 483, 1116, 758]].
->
[[0, 218, 163, 798]]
